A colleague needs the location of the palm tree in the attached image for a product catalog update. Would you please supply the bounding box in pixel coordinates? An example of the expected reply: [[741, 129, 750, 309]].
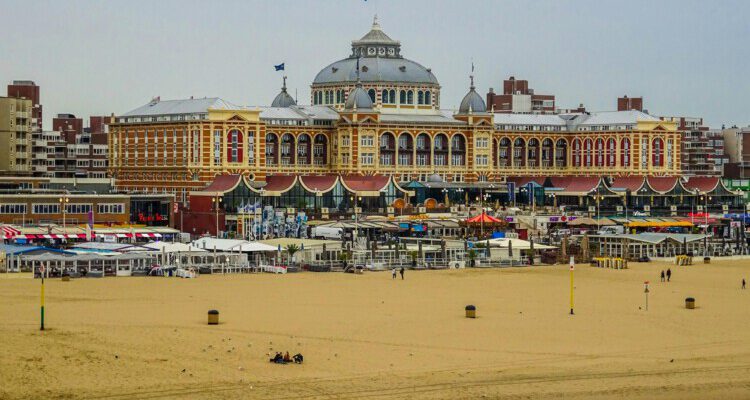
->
[[286, 244, 300, 266]]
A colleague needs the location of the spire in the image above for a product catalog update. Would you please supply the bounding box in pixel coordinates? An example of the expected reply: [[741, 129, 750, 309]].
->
[[470, 74, 475, 90], [282, 75, 288, 92], [372, 14, 380, 30]]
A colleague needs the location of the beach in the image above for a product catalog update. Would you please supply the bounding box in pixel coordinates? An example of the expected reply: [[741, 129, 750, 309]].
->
[[1, 260, 749, 399]]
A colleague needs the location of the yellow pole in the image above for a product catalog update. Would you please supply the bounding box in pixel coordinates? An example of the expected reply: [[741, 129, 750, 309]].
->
[[569, 256, 575, 315]]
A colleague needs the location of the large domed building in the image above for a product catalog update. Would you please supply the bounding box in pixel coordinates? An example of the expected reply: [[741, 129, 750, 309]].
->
[[311, 17, 441, 113]]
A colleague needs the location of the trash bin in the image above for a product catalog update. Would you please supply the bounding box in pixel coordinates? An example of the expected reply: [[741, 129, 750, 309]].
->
[[703, 257, 711, 264], [465, 305, 476, 318], [208, 309, 219, 325], [685, 297, 695, 309]]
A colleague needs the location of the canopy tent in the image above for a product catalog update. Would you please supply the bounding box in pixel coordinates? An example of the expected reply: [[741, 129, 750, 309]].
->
[[567, 217, 615, 226], [625, 220, 693, 228], [465, 213, 503, 224]]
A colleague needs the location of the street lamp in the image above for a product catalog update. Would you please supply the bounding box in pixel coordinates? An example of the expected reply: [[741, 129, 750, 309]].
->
[[212, 195, 223, 238], [58, 194, 70, 230], [350, 195, 362, 238]]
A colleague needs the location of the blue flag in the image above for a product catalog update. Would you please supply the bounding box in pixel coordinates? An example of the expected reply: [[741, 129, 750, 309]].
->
[[274, 63, 285, 71]]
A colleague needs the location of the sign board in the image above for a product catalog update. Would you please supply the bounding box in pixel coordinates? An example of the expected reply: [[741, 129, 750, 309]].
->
[[670, 205, 677, 211], [569, 256, 574, 271], [387, 207, 394, 214], [450, 206, 458, 213], [354, 207, 362, 214], [286, 208, 296, 214], [321, 207, 329, 214], [644, 281, 650, 293], [588, 206, 596, 212], [697, 205, 704, 211], [616, 205, 623, 212], [418, 207, 426, 213], [722, 204, 729, 211], [644, 205, 651, 212]]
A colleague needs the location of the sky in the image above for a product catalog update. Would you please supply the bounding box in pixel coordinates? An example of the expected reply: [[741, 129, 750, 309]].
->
[[1, 0, 748, 129]]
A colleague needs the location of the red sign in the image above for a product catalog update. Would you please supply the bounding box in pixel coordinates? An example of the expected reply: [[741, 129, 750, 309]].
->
[[688, 212, 708, 218], [138, 213, 165, 222]]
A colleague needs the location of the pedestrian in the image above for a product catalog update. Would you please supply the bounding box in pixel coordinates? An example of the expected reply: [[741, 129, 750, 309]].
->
[[399, 266, 405, 280], [666, 268, 672, 282], [392, 267, 397, 280], [743, 278, 746, 290], [660, 270, 665, 282]]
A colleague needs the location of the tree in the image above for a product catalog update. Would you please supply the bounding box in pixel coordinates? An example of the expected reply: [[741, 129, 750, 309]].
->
[[286, 244, 300, 266]]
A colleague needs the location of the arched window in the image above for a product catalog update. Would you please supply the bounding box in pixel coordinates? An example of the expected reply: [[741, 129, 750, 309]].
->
[[226, 130, 243, 163], [418, 91, 424, 105], [407, 90, 414, 104], [607, 138, 616, 167], [389, 90, 396, 104], [652, 138, 664, 167], [572, 139, 582, 167], [425, 90, 431, 105], [583, 139, 593, 167], [595, 138, 604, 167], [368, 89, 376, 103], [381, 89, 389, 104], [620, 138, 631, 167], [400, 90, 407, 104]]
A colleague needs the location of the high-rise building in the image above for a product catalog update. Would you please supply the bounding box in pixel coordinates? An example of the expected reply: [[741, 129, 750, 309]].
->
[[0, 96, 33, 174], [7, 81, 42, 132], [486, 77, 555, 114]]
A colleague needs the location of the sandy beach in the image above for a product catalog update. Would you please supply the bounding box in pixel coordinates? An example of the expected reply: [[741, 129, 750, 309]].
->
[[1, 260, 750, 399]]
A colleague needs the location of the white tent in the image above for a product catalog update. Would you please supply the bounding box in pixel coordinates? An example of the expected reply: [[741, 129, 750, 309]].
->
[[485, 238, 556, 250], [144, 241, 206, 253], [190, 238, 277, 253]]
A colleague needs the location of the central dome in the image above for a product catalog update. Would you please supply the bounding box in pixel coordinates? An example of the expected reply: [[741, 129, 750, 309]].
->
[[310, 17, 441, 110]]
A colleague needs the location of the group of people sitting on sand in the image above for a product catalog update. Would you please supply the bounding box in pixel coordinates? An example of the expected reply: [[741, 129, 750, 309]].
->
[[269, 351, 303, 364]]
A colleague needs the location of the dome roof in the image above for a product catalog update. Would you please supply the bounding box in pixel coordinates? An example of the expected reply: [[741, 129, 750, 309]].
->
[[271, 76, 296, 108], [313, 17, 439, 87], [458, 76, 486, 113], [313, 57, 438, 86], [344, 83, 374, 110]]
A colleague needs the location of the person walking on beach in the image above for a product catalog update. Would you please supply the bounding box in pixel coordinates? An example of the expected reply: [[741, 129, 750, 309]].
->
[[392, 267, 397, 279], [666, 268, 672, 282], [399, 266, 405, 280], [660, 270, 665, 282], [743, 278, 746, 289]]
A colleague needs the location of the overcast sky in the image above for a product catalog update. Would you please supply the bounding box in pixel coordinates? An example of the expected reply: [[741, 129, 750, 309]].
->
[[1, 0, 748, 129]]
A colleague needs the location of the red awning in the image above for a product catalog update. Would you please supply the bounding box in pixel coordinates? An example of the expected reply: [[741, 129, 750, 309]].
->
[[299, 175, 338, 193], [683, 176, 720, 193], [340, 174, 390, 196], [200, 174, 242, 194], [549, 176, 603, 195], [609, 176, 645, 192], [647, 176, 679, 193], [263, 175, 297, 195]]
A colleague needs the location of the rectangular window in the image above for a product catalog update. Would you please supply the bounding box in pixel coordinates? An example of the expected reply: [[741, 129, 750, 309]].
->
[[434, 154, 446, 166], [416, 153, 428, 166], [32, 204, 60, 214], [360, 135, 374, 147], [451, 154, 464, 166], [98, 203, 125, 214], [65, 204, 92, 214], [475, 137, 489, 148], [247, 133, 255, 163], [0, 204, 26, 214], [380, 154, 393, 166], [361, 153, 374, 165], [342, 135, 350, 147], [475, 155, 488, 166], [76, 160, 90, 167]]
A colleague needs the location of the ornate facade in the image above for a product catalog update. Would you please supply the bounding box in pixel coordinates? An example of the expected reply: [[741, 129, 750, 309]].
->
[[108, 18, 680, 205]]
